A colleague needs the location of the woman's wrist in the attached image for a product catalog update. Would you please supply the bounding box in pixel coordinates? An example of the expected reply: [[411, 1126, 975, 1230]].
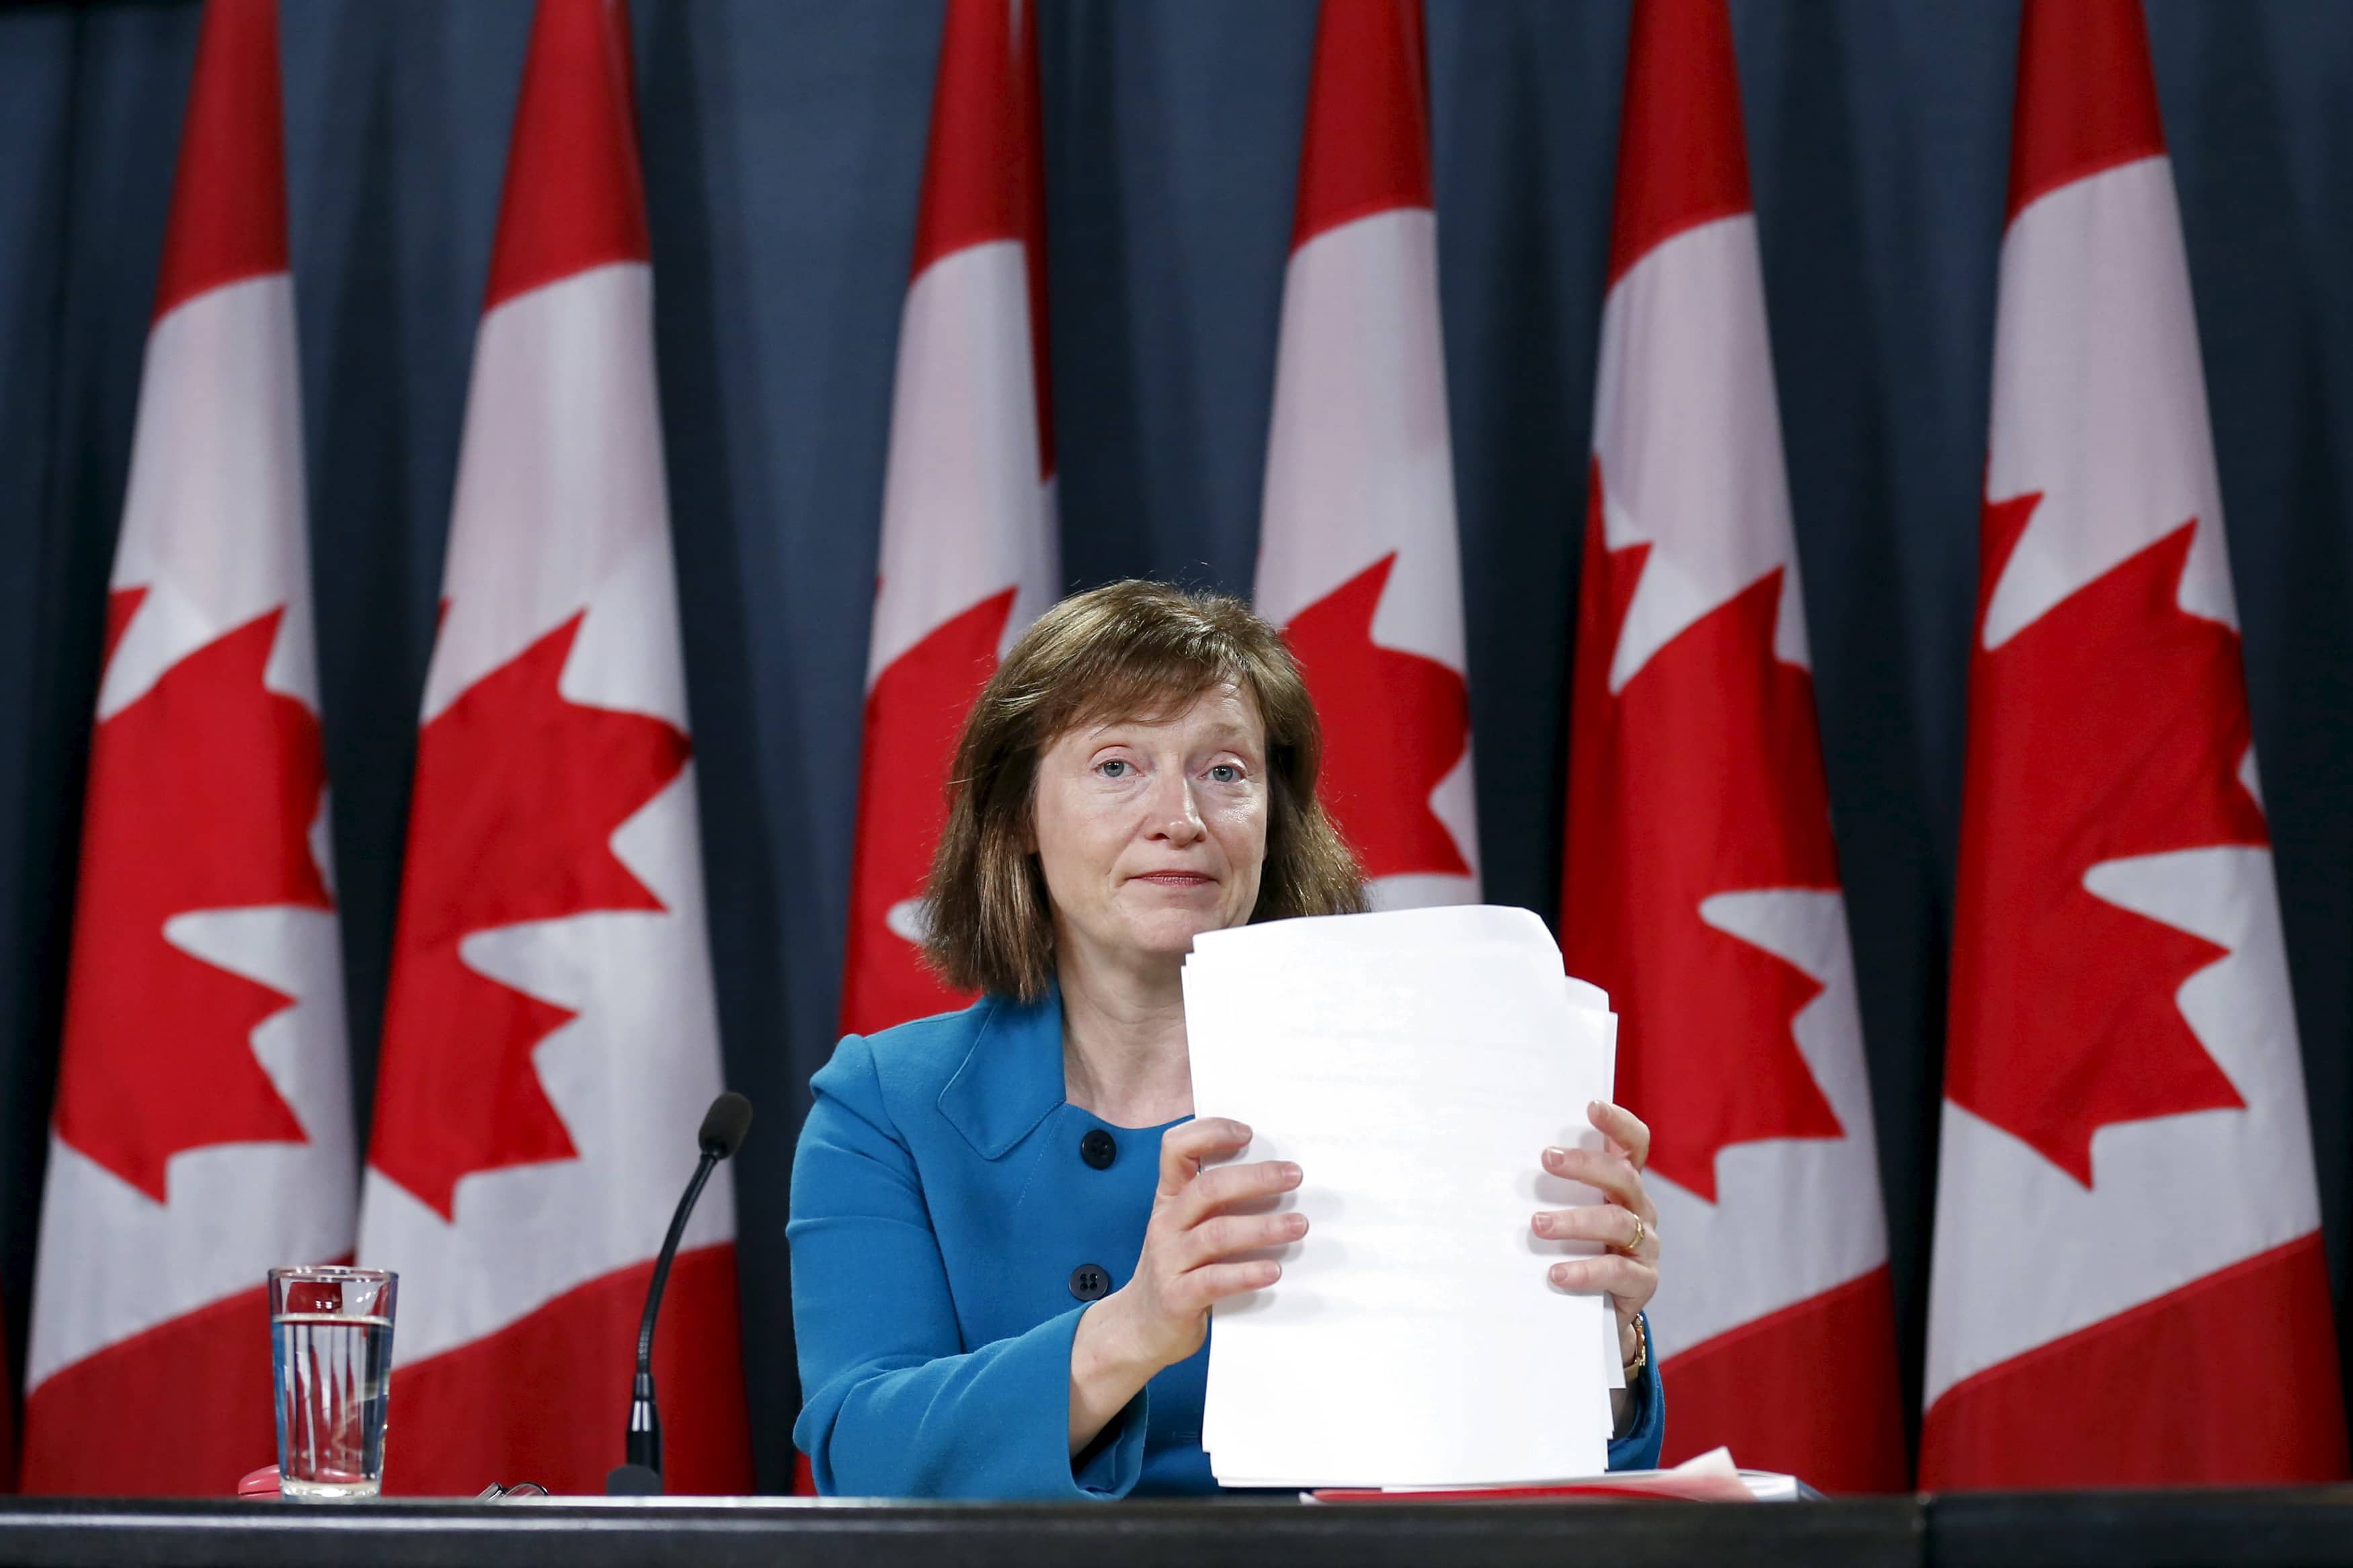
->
[[1074, 1290, 1162, 1384], [1620, 1312, 1648, 1380], [1608, 1313, 1648, 1441], [1067, 1290, 1164, 1456]]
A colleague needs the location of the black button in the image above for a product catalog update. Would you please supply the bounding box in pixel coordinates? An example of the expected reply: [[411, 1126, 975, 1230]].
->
[[1069, 1263, 1111, 1302], [1080, 1128, 1117, 1169]]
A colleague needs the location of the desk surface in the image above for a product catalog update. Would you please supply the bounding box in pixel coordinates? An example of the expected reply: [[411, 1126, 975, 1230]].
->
[[0, 1490, 2348, 1568], [1931, 1487, 2353, 1568], [0, 1494, 1920, 1568]]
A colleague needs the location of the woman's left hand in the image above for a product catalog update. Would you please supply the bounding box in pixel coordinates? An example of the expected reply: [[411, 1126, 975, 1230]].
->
[[1532, 1100, 1661, 1373]]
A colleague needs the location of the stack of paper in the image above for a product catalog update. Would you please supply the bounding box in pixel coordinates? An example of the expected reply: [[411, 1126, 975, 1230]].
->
[[1307, 1446, 1778, 1504], [1181, 905, 1622, 1489]]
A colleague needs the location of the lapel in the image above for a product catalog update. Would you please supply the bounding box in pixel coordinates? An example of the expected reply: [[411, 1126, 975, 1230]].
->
[[936, 987, 1066, 1159]]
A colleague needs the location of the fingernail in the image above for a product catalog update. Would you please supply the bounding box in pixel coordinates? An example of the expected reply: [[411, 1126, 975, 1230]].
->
[[1550, 1262, 1574, 1286], [1284, 1212, 1308, 1237], [1544, 1145, 1572, 1167], [1589, 1100, 1606, 1116], [1531, 1212, 1553, 1235], [1279, 1162, 1303, 1183]]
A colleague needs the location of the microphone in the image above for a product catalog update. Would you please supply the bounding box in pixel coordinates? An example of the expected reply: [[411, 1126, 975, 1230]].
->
[[606, 1091, 754, 1497]]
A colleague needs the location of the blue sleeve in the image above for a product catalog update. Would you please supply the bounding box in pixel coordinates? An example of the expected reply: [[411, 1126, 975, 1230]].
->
[[789, 1034, 1148, 1499], [1604, 1314, 1666, 1471]]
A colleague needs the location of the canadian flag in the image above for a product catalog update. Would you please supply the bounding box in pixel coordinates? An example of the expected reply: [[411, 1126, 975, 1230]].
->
[[356, 0, 752, 1495], [1255, 0, 1479, 907], [23, 0, 355, 1494], [839, 0, 1057, 1039], [1922, 0, 2348, 1487], [1560, 0, 1905, 1491]]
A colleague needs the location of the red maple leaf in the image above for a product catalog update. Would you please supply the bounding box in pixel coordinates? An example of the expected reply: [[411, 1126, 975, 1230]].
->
[[1281, 553, 1473, 880], [1946, 497, 2256, 1185], [837, 588, 1013, 1036], [1560, 461, 1845, 1201], [369, 612, 690, 1219], [53, 595, 331, 1202]]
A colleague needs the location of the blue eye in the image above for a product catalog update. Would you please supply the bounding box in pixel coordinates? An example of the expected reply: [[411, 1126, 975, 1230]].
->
[[1209, 764, 1242, 784], [1098, 759, 1130, 778]]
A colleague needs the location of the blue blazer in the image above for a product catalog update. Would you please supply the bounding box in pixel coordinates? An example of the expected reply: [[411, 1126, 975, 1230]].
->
[[790, 989, 1666, 1499]]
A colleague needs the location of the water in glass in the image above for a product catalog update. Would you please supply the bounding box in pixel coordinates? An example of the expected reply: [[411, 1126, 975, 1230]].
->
[[270, 1267, 395, 1499]]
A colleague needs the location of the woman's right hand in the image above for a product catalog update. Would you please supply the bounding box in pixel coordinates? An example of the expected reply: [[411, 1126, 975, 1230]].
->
[[1115, 1117, 1306, 1366], [1067, 1118, 1304, 1452]]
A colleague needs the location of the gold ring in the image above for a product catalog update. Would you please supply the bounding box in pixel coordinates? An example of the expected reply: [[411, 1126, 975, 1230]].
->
[[1626, 1213, 1646, 1253]]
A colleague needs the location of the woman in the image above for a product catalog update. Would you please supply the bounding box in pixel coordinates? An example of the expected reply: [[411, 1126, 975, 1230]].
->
[[791, 581, 1664, 1498]]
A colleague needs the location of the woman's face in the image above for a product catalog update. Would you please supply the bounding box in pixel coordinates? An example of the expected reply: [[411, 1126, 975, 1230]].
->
[[1031, 683, 1270, 977]]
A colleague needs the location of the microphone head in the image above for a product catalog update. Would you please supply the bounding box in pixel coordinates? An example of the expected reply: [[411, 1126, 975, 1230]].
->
[[698, 1091, 754, 1159]]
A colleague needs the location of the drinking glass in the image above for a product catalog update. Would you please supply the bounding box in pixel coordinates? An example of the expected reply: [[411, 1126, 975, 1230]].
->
[[270, 1266, 396, 1499]]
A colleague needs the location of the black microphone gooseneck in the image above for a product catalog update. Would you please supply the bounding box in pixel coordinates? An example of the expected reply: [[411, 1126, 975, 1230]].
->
[[606, 1091, 754, 1497]]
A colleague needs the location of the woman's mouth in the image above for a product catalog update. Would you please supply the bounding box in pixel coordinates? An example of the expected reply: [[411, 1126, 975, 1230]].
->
[[1132, 871, 1215, 887]]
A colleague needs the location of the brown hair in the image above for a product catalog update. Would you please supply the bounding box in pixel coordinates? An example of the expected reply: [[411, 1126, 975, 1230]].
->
[[922, 580, 1367, 1001]]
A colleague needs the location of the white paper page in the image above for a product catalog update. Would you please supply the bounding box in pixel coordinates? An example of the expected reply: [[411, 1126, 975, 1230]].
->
[[1191, 902, 1561, 960], [1183, 908, 1617, 1487], [1189, 934, 1623, 1476], [1189, 983, 1624, 1468], [1188, 921, 1626, 1475], [1372, 1444, 1745, 1496], [1580, 987, 1626, 1399], [1199, 982, 1608, 1484]]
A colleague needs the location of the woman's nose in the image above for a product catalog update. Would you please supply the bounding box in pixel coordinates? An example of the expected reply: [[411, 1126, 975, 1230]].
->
[[1149, 775, 1205, 843]]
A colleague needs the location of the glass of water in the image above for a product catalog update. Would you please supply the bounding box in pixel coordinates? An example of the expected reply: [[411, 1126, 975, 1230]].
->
[[270, 1266, 396, 1499]]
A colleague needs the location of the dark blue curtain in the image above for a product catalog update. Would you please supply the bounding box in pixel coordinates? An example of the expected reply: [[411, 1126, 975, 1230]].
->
[[4, 0, 2352, 1490]]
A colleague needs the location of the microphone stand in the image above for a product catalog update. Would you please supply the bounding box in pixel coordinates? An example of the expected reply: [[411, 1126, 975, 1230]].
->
[[605, 1145, 723, 1495]]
